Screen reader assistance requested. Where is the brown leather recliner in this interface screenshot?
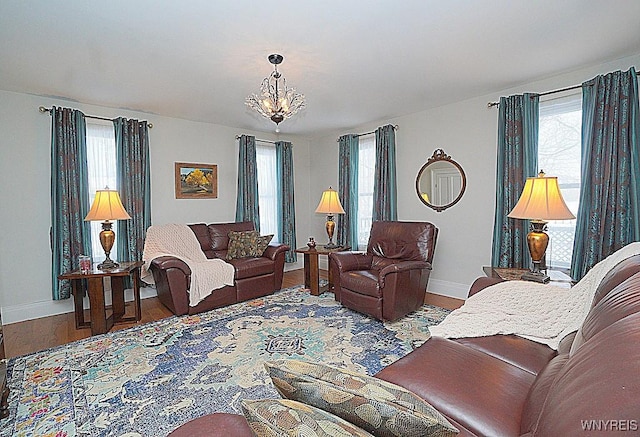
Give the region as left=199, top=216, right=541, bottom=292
left=329, top=221, right=438, bottom=322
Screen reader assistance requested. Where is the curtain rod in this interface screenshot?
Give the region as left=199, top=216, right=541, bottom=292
left=235, top=135, right=294, bottom=146
left=39, top=106, right=154, bottom=128
left=487, top=66, right=638, bottom=108
left=335, top=124, right=399, bottom=142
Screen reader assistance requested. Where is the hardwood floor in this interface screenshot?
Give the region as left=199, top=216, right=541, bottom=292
left=3, top=269, right=463, bottom=359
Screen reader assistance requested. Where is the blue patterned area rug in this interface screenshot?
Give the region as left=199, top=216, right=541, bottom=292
left=0, top=285, right=450, bottom=437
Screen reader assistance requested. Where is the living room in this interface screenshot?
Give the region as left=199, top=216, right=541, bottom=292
left=1, top=1, right=640, bottom=435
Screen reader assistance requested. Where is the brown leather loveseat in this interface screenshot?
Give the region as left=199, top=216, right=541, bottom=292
left=149, top=222, right=289, bottom=316
left=168, top=251, right=640, bottom=437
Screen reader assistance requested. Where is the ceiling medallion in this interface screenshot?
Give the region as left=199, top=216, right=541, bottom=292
left=246, top=54, right=305, bottom=131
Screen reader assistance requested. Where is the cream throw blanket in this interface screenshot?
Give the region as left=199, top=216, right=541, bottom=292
left=142, top=223, right=235, bottom=307
left=429, top=242, right=640, bottom=349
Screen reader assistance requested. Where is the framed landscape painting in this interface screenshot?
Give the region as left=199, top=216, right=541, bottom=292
left=175, top=162, right=218, bottom=199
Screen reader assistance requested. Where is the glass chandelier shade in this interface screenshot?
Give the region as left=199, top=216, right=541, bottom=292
left=246, top=54, right=305, bottom=127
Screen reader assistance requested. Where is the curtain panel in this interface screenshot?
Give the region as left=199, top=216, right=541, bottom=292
left=373, top=124, right=398, bottom=222
left=491, top=93, right=539, bottom=268
left=235, top=135, right=260, bottom=231
left=275, top=141, right=297, bottom=262
left=50, top=107, right=92, bottom=300
left=337, top=134, right=359, bottom=249
left=114, top=117, right=152, bottom=265
left=571, top=67, right=640, bottom=280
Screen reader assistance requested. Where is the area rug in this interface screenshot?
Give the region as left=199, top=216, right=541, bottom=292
left=0, top=285, right=450, bottom=437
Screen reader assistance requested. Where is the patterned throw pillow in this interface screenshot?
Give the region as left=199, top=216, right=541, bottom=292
left=264, top=360, right=459, bottom=437
left=241, top=398, right=373, bottom=437
left=256, top=234, right=274, bottom=256
left=227, top=230, right=260, bottom=259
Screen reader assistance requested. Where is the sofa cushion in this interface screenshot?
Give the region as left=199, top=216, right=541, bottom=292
left=532, top=312, right=640, bottom=436
left=367, top=221, right=438, bottom=263
left=375, top=336, right=535, bottom=437
left=455, top=334, right=556, bottom=375
left=187, top=223, right=214, bottom=257
left=241, top=398, right=373, bottom=437
left=590, top=253, right=640, bottom=307
left=167, top=413, right=254, bottom=437
left=208, top=222, right=255, bottom=258
left=265, top=359, right=458, bottom=437
left=570, top=270, right=640, bottom=355
left=228, top=256, right=275, bottom=280
left=341, top=271, right=380, bottom=297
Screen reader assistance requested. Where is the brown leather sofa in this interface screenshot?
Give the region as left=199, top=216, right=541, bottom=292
left=169, top=253, right=640, bottom=436
left=329, top=221, right=438, bottom=321
left=149, top=222, right=289, bottom=316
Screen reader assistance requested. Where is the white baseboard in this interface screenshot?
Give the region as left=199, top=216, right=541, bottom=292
left=2, top=286, right=158, bottom=325
left=426, top=278, right=469, bottom=300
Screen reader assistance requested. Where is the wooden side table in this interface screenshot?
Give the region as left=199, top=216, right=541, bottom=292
left=0, top=304, right=8, bottom=419
left=483, top=266, right=574, bottom=288
left=58, top=260, right=144, bottom=335
left=295, top=246, right=351, bottom=296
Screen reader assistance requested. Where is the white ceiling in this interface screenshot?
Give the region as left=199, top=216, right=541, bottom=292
left=2, top=0, right=640, bottom=136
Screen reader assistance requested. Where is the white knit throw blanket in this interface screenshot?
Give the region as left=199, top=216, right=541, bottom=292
left=429, top=242, right=640, bottom=349
left=142, top=223, right=235, bottom=307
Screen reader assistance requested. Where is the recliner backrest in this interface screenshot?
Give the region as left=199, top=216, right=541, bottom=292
left=366, top=221, right=438, bottom=264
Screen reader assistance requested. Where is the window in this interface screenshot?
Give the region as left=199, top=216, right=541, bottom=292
left=357, top=135, right=375, bottom=250
left=538, top=94, right=582, bottom=269
left=86, top=120, right=117, bottom=262
left=256, top=143, right=279, bottom=242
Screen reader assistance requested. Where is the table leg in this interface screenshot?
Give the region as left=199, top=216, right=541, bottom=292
left=303, top=253, right=311, bottom=289
left=133, top=267, right=142, bottom=322
left=71, top=279, right=86, bottom=329
left=111, top=277, right=125, bottom=320
left=308, top=252, right=320, bottom=296
left=87, top=277, right=108, bottom=335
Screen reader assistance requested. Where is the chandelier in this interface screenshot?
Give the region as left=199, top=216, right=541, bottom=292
left=246, top=54, right=305, bottom=129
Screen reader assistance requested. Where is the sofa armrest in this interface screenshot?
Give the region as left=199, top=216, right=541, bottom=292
left=378, top=260, right=431, bottom=288
left=329, top=252, right=373, bottom=272
left=468, top=277, right=504, bottom=298
left=263, top=243, right=290, bottom=261
left=149, top=256, right=192, bottom=316
left=150, top=256, right=191, bottom=275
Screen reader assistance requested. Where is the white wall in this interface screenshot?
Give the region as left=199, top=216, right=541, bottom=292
left=0, top=90, right=310, bottom=323
left=309, top=53, right=640, bottom=299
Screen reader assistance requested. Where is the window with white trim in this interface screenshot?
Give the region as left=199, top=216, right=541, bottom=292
left=538, top=94, right=582, bottom=269
left=256, top=143, right=280, bottom=243
left=357, top=135, right=375, bottom=250
left=85, top=120, right=117, bottom=262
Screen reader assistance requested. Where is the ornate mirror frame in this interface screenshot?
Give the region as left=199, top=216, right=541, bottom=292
left=415, top=148, right=467, bottom=212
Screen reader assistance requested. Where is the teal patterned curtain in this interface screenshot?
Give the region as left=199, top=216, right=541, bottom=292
left=491, top=93, right=539, bottom=268
left=337, top=134, right=359, bottom=249
left=236, top=135, right=260, bottom=231
left=50, top=107, right=92, bottom=300
left=373, top=124, right=398, bottom=221
left=275, top=141, right=297, bottom=262
left=571, top=67, right=640, bottom=280
left=114, top=117, right=152, bottom=265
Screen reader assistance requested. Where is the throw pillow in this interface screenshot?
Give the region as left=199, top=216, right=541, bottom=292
left=227, top=231, right=274, bottom=259
left=241, top=398, right=373, bottom=437
left=264, top=359, right=459, bottom=437
left=256, top=234, right=274, bottom=256
left=227, top=230, right=259, bottom=259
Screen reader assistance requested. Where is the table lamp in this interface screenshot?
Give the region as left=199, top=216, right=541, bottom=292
left=85, top=187, right=132, bottom=270
left=315, top=187, right=345, bottom=249
left=508, top=171, right=575, bottom=283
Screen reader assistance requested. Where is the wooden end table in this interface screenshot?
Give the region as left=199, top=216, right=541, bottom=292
left=58, top=260, right=144, bottom=335
left=483, top=266, right=573, bottom=289
left=295, top=246, right=351, bottom=296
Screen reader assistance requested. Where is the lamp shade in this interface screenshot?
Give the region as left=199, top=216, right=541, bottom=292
left=315, top=187, right=345, bottom=214
left=85, top=188, right=132, bottom=222
left=508, top=173, right=575, bottom=221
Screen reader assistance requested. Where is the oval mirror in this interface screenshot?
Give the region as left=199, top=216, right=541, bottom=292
left=416, top=149, right=466, bottom=212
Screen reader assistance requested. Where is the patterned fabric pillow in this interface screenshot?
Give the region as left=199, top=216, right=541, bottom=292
left=227, top=230, right=260, bottom=259
left=241, top=398, right=373, bottom=437
left=264, top=360, right=459, bottom=437
left=256, top=234, right=274, bottom=256
left=227, top=231, right=274, bottom=259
